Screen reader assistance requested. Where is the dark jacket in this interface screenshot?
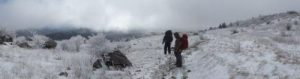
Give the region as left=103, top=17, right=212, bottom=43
left=175, top=37, right=182, bottom=52
left=174, top=32, right=182, bottom=52
left=163, top=30, right=173, bottom=44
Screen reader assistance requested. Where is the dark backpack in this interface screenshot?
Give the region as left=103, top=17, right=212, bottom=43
left=164, top=30, right=173, bottom=42
left=180, top=34, right=188, bottom=50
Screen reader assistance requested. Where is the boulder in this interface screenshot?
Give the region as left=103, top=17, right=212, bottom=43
left=93, top=50, right=132, bottom=70
left=93, top=59, right=102, bottom=70
left=59, top=72, right=68, bottom=77
left=43, top=39, right=57, bottom=49
left=287, top=11, right=299, bottom=15
left=105, top=50, right=132, bottom=68
left=0, top=39, right=3, bottom=44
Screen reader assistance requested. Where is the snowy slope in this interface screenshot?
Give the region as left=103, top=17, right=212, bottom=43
left=0, top=45, right=94, bottom=79
left=184, top=12, right=300, bottom=79
left=230, top=11, right=299, bottom=28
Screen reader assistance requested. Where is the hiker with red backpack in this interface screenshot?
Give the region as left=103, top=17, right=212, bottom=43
left=174, top=32, right=188, bottom=67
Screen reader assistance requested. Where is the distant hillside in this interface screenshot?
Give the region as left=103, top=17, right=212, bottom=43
left=230, top=11, right=299, bottom=27
left=16, top=27, right=145, bottom=41
left=103, top=30, right=144, bottom=42
left=16, top=27, right=97, bottom=40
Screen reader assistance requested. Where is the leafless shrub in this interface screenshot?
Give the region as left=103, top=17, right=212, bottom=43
left=199, top=34, right=205, bottom=40
left=272, top=36, right=299, bottom=45
left=68, top=55, right=94, bottom=79
left=287, top=11, right=299, bottom=15
left=193, top=32, right=199, bottom=35
left=234, top=42, right=241, bottom=53
left=286, top=24, right=292, bottom=31
left=279, top=31, right=291, bottom=37
left=231, top=29, right=239, bottom=35
left=294, top=21, right=298, bottom=25
left=274, top=49, right=300, bottom=65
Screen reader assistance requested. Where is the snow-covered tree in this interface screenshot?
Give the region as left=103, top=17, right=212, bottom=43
left=87, top=33, right=112, bottom=57
left=218, top=22, right=227, bottom=29
left=60, top=35, right=86, bottom=52
left=30, top=34, right=49, bottom=48
left=14, top=36, right=27, bottom=43
left=0, top=27, right=16, bottom=39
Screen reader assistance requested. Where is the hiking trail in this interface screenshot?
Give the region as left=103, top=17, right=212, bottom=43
left=162, top=37, right=210, bottom=79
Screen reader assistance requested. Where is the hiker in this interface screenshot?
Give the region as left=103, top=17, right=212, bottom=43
left=174, top=32, right=188, bottom=67
left=162, top=30, right=173, bottom=55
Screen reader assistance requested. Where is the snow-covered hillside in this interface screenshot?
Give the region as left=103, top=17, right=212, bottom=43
left=0, top=32, right=201, bottom=79
left=1, top=11, right=300, bottom=79
left=184, top=11, right=300, bottom=79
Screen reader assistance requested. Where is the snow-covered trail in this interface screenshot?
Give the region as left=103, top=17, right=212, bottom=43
left=124, top=34, right=202, bottom=79
left=163, top=37, right=210, bottom=79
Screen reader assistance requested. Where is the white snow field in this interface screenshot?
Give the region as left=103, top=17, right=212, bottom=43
left=184, top=12, right=300, bottom=79
left=1, top=12, right=300, bottom=79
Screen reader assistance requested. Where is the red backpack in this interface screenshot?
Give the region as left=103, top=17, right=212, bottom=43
left=180, top=34, right=189, bottom=50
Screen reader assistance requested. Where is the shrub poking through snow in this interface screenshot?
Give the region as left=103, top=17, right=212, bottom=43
left=286, top=23, right=292, bottom=31
left=193, top=32, right=199, bottom=35
left=43, top=39, right=57, bottom=49
left=17, top=42, right=31, bottom=48
left=232, top=29, right=239, bottom=34
left=287, top=11, right=299, bottom=15
left=0, top=31, right=13, bottom=44
left=0, top=35, right=13, bottom=44
left=294, top=21, right=298, bottom=25
left=266, top=21, right=271, bottom=24
left=0, top=37, right=3, bottom=44
left=59, top=72, right=68, bottom=77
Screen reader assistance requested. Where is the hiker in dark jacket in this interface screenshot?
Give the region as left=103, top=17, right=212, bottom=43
left=174, top=32, right=183, bottom=67
left=162, top=30, right=173, bottom=55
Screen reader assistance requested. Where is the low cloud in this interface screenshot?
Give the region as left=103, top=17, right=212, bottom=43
left=1, top=0, right=300, bottom=32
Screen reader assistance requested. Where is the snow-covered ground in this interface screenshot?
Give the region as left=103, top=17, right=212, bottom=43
left=184, top=12, right=300, bottom=79
left=123, top=34, right=201, bottom=79
left=1, top=12, right=300, bottom=79
left=0, top=44, right=94, bottom=79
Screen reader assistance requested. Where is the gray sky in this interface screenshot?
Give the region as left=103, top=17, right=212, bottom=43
left=0, top=0, right=300, bottom=32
